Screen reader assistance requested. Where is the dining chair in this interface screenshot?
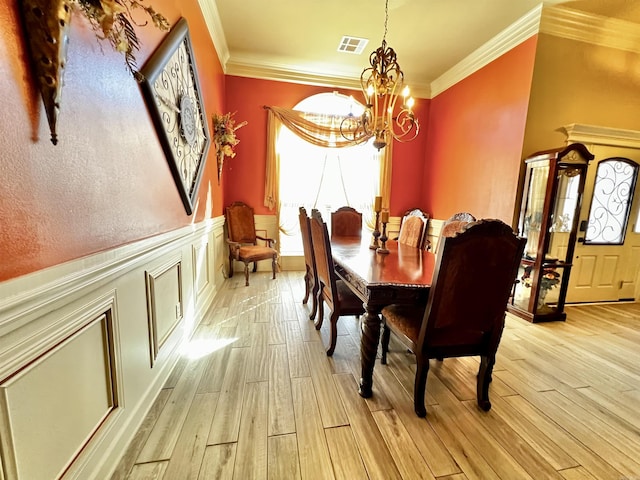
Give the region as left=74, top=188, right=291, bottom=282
left=434, top=211, right=477, bottom=252
left=309, top=209, right=365, bottom=355
left=225, top=201, right=278, bottom=286
left=298, top=207, right=318, bottom=320
left=330, top=206, right=362, bottom=238
left=397, top=208, right=430, bottom=249
left=380, top=219, right=525, bottom=417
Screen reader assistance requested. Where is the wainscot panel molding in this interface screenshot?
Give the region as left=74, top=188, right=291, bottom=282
left=0, top=216, right=225, bottom=480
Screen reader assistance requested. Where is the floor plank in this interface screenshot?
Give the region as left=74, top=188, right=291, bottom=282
left=113, top=272, right=640, bottom=480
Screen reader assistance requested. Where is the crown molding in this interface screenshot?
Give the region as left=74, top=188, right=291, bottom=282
left=560, top=124, right=640, bottom=149
left=200, top=1, right=639, bottom=100
left=541, top=6, right=640, bottom=54
left=226, top=55, right=432, bottom=98
left=197, top=0, right=230, bottom=70
left=430, top=4, right=542, bottom=97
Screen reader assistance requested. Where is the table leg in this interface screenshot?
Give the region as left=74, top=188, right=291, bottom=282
left=358, top=304, right=381, bottom=398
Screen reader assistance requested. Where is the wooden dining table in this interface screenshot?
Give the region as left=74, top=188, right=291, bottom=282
left=330, top=236, right=436, bottom=398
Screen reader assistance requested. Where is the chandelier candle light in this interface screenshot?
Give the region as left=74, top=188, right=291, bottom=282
left=340, top=0, right=419, bottom=150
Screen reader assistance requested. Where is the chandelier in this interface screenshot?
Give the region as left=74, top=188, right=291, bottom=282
left=340, top=0, right=419, bottom=150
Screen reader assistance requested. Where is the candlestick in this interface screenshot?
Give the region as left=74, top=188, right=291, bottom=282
left=377, top=217, right=389, bottom=254
left=370, top=210, right=381, bottom=249
left=380, top=210, right=389, bottom=224
left=374, top=196, right=382, bottom=212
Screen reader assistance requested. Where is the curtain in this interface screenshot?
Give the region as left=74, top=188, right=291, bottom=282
left=263, top=105, right=392, bottom=214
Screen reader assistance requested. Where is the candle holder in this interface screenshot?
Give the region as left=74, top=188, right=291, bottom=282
left=377, top=220, right=389, bottom=254
left=370, top=211, right=381, bottom=249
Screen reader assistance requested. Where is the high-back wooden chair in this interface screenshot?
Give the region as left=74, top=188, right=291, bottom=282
left=298, top=207, right=318, bottom=320
left=225, top=201, right=278, bottom=286
left=330, top=206, right=362, bottom=238
left=397, top=208, right=430, bottom=249
left=434, top=211, right=477, bottom=253
left=309, top=209, right=365, bottom=355
left=381, top=219, right=525, bottom=417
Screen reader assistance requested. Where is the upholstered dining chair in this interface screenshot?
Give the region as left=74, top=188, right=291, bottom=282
left=309, top=209, right=365, bottom=355
left=434, top=212, right=477, bottom=252
left=330, top=206, right=362, bottom=238
left=298, top=207, right=318, bottom=320
left=397, top=208, right=430, bottom=249
left=380, top=219, right=525, bottom=417
left=225, top=201, right=278, bottom=286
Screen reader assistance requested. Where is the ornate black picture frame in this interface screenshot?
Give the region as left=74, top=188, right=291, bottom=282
left=139, top=18, right=211, bottom=215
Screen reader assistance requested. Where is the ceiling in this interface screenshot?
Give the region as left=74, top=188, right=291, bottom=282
left=204, top=0, right=640, bottom=98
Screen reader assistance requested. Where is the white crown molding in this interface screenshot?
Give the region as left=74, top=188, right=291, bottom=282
left=560, top=124, right=640, bottom=149
left=201, top=2, right=639, bottom=100
left=197, top=0, right=230, bottom=71
left=430, top=5, right=542, bottom=97
left=541, top=6, right=640, bottom=54
left=226, top=55, right=433, bottom=99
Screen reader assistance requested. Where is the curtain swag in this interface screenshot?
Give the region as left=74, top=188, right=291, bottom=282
left=263, top=105, right=392, bottom=211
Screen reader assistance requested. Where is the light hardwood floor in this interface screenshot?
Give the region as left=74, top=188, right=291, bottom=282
left=111, top=271, right=640, bottom=480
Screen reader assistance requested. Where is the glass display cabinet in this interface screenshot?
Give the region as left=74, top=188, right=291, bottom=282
left=508, top=143, right=594, bottom=322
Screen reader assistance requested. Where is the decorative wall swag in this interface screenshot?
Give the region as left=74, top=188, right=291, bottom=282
left=19, top=0, right=169, bottom=145
left=212, top=112, right=247, bottom=185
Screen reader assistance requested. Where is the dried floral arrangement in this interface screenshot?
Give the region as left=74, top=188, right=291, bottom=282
left=212, top=112, right=247, bottom=183
left=74, top=0, right=170, bottom=79
left=212, top=112, right=248, bottom=158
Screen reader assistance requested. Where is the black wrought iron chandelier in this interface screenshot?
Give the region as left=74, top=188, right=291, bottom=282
left=340, top=0, right=419, bottom=150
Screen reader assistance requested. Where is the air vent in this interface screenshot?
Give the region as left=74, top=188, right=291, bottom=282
left=337, top=36, right=369, bottom=54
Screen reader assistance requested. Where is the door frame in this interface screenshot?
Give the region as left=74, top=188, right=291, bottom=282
left=561, top=123, right=640, bottom=302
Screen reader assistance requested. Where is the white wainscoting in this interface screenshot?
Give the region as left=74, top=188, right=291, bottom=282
left=0, top=217, right=226, bottom=480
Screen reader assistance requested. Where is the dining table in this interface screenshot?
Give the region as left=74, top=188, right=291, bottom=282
left=330, top=235, right=436, bottom=398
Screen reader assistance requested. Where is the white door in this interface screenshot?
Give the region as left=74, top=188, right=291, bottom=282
left=566, top=145, right=640, bottom=302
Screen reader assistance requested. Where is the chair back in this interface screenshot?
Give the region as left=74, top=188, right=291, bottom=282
left=299, top=207, right=315, bottom=272
left=331, top=206, right=362, bottom=237
left=398, top=208, right=429, bottom=249
left=418, top=219, right=525, bottom=357
left=226, top=201, right=258, bottom=244
left=310, top=209, right=339, bottom=308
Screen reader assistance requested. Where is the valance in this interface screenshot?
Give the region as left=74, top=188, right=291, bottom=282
left=263, top=105, right=392, bottom=211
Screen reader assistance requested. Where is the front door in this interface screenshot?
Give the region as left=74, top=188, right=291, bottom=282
left=566, top=144, right=640, bottom=302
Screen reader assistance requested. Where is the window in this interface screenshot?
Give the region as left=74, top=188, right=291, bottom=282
left=278, top=93, right=381, bottom=255
left=584, top=158, right=638, bottom=244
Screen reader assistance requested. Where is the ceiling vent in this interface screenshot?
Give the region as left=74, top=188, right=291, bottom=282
left=337, top=36, right=369, bottom=54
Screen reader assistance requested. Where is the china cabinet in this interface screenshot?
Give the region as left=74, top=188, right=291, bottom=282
left=508, top=143, right=594, bottom=322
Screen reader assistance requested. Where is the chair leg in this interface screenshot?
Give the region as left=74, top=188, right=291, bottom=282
left=314, top=289, right=324, bottom=329
left=477, top=355, right=494, bottom=411
left=271, top=254, right=277, bottom=280
left=244, top=262, right=250, bottom=286
left=302, top=267, right=311, bottom=305
left=414, top=355, right=429, bottom=417
left=253, top=261, right=258, bottom=272
left=380, top=324, right=390, bottom=365
left=326, top=311, right=339, bottom=356
left=309, top=283, right=318, bottom=321
left=228, top=252, right=234, bottom=278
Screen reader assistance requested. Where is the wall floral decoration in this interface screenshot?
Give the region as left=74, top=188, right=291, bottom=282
left=19, top=0, right=169, bottom=145
left=212, top=112, right=247, bottom=184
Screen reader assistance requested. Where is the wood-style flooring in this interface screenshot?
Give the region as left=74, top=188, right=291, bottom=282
left=111, top=271, right=640, bottom=480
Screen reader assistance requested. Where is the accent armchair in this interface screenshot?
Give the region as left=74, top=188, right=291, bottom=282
left=225, top=201, right=278, bottom=286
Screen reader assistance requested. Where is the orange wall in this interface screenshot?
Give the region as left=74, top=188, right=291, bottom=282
left=0, top=0, right=224, bottom=282
left=423, top=36, right=538, bottom=222
left=224, top=76, right=430, bottom=216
